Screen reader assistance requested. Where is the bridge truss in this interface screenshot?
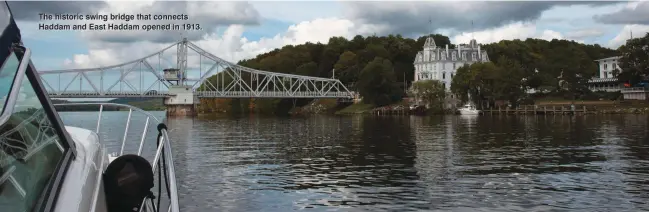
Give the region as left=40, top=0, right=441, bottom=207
left=38, top=39, right=354, bottom=99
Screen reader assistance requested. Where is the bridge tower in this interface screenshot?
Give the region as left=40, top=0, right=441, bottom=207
left=164, top=38, right=195, bottom=116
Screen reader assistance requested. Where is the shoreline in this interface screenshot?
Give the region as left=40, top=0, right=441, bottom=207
left=194, top=99, right=649, bottom=116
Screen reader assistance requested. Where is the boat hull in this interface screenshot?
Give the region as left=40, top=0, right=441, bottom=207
left=458, top=109, right=480, bottom=115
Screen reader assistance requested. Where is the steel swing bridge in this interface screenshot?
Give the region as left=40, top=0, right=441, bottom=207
left=38, top=39, right=354, bottom=99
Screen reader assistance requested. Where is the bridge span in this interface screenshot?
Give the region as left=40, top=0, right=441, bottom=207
left=38, top=38, right=355, bottom=115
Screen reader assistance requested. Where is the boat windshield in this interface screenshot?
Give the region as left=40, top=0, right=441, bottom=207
left=0, top=2, right=12, bottom=114
left=0, top=51, right=67, bottom=212
left=0, top=51, right=17, bottom=114
left=0, top=3, right=70, bottom=211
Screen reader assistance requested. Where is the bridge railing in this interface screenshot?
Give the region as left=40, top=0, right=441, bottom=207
left=47, top=91, right=354, bottom=98
left=196, top=91, right=354, bottom=98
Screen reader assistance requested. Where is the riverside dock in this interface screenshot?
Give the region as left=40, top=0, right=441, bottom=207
left=482, top=105, right=587, bottom=115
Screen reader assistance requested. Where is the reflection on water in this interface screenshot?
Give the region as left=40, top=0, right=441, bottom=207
left=59, top=112, right=649, bottom=212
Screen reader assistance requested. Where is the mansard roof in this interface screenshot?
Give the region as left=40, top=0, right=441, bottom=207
left=423, top=36, right=436, bottom=48
left=468, top=39, right=478, bottom=48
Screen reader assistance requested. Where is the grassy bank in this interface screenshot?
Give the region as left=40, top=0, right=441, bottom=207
left=289, top=99, right=340, bottom=115
left=335, top=103, right=375, bottom=114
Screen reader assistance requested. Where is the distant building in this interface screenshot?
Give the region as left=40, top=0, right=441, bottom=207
left=412, top=37, right=489, bottom=108
left=587, top=56, right=622, bottom=92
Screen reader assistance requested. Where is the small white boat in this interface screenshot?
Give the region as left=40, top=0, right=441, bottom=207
left=0, top=2, right=179, bottom=212
left=458, top=104, right=480, bottom=115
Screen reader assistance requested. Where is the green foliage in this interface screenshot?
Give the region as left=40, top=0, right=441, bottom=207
left=410, top=80, right=445, bottom=109
left=451, top=38, right=618, bottom=107
left=333, top=51, right=359, bottom=84
left=200, top=34, right=618, bottom=114
left=357, top=57, right=402, bottom=106
left=617, top=32, right=649, bottom=85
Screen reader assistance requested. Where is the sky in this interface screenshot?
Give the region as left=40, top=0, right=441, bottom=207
left=5, top=0, right=649, bottom=95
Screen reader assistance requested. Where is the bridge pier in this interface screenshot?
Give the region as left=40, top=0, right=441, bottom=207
left=165, top=85, right=196, bottom=116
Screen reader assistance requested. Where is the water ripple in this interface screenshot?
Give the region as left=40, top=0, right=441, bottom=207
left=59, top=113, right=649, bottom=212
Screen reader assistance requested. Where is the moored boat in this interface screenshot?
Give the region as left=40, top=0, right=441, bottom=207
left=458, top=104, right=480, bottom=115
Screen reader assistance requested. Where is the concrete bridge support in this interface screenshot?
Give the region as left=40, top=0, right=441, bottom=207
left=165, top=85, right=196, bottom=116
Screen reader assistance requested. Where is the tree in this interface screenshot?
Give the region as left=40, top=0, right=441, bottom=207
left=333, top=51, right=359, bottom=84
left=451, top=64, right=473, bottom=103
left=199, top=32, right=619, bottom=115
left=493, top=57, right=526, bottom=106
left=295, top=62, right=318, bottom=77
left=409, top=80, right=446, bottom=109
left=617, top=32, right=649, bottom=85
left=357, top=57, right=401, bottom=106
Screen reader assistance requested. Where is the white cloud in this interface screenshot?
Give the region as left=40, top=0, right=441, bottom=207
left=62, top=17, right=380, bottom=69
left=48, top=1, right=261, bottom=44
left=608, top=24, right=649, bottom=48
left=452, top=22, right=565, bottom=45
left=565, top=28, right=605, bottom=40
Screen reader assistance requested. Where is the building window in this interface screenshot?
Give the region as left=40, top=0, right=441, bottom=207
left=441, top=54, right=446, bottom=60
left=604, top=64, right=608, bottom=70
left=604, top=72, right=608, bottom=78
left=442, top=63, right=446, bottom=70
left=462, top=52, right=466, bottom=60
left=613, top=63, right=617, bottom=69
left=472, top=52, right=476, bottom=60
left=443, top=72, right=446, bottom=79
left=451, top=73, right=454, bottom=78
left=452, top=52, right=457, bottom=60
left=453, top=63, right=456, bottom=69
left=432, top=53, right=436, bottom=60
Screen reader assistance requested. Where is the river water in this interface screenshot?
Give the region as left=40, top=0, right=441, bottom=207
left=59, top=112, right=649, bottom=212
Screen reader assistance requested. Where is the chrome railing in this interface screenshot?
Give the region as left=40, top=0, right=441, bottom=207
left=52, top=102, right=180, bottom=212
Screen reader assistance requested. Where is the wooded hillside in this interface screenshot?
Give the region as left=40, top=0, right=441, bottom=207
left=200, top=33, right=620, bottom=114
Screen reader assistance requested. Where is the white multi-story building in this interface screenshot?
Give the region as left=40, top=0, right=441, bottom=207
left=412, top=36, right=489, bottom=108
left=596, top=56, right=621, bottom=79
left=588, top=56, right=649, bottom=100
left=413, top=37, right=489, bottom=90
left=587, top=56, right=623, bottom=92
